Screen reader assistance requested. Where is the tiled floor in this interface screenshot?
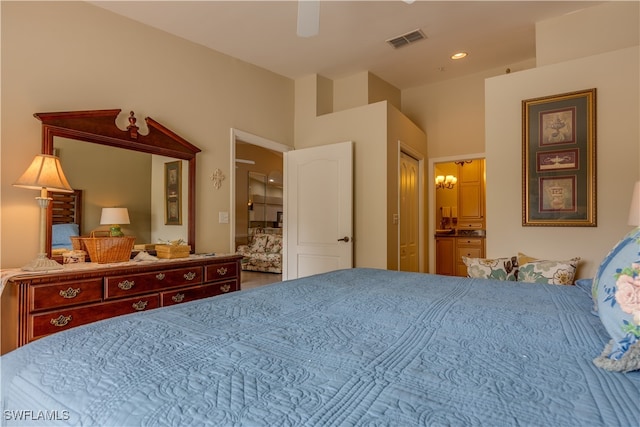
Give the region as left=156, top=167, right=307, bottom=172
left=240, top=271, right=282, bottom=290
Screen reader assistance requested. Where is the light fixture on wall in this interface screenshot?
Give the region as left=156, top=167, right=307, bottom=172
left=454, top=160, right=473, bottom=167
left=435, top=175, right=457, bottom=189
left=13, top=154, right=73, bottom=271
left=100, top=207, right=130, bottom=237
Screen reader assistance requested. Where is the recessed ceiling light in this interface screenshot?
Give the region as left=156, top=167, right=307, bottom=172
left=450, top=52, right=468, bottom=60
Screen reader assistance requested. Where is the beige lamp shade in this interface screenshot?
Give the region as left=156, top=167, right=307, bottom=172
left=100, top=208, right=130, bottom=225
left=13, top=154, right=73, bottom=192
left=628, top=181, right=640, bottom=226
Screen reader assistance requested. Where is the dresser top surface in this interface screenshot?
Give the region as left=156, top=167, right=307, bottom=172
left=3, top=254, right=242, bottom=285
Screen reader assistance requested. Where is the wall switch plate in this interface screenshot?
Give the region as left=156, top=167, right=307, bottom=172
left=219, top=211, right=229, bottom=224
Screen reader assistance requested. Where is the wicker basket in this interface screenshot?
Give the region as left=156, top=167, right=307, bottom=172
left=156, top=244, right=191, bottom=259
left=73, top=231, right=135, bottom=263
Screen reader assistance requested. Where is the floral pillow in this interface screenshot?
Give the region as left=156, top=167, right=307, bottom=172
left=517, top=255, right=580, bottom=285
left=265, top=234, right=283, bottom=254
left=592, top=228, right=640, bottom=372
left=462, top=256, right=518, bottom=281
left=250, top=234, right=269, bottom=253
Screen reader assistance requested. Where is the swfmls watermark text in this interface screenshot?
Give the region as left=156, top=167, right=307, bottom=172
left=4, top=410, right=70, bottom=422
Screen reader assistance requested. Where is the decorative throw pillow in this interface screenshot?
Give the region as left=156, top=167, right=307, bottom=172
left=462, top=256, right=518, bottom=281
left=592, top=228, right=640, bottom=372
left=517, top=256, right=580, bottom=285
left=250, top=234, right=269, bottom=253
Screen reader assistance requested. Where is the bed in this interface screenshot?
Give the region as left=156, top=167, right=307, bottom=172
left=1, top=267, right=639, bottom=426
left=49, top=189, right=83, bottom=254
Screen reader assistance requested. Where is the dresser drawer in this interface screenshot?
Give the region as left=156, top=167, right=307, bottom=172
left=30, top=279, right=103, bottom=311
left=205, top=262, right=238, bottom=282
left=161, top=279, right=236, bottom=307
left=30, top=295, right=160, bottom=341
left=105, top=267, right=203, bottom=299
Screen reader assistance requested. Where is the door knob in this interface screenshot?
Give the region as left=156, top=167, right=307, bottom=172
left=338, top=236, right=350, bottom=242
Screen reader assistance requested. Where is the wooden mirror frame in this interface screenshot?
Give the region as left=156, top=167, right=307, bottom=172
left=37, top=109, right=201, bottom=258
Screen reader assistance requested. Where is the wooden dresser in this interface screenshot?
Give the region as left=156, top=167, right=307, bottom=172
left=2, top=255, right=242, bottom=353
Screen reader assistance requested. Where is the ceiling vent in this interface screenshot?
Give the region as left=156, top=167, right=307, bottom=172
left=386, top=29, right=426, bottom=49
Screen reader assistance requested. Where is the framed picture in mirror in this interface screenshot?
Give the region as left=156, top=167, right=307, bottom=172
left=165, top=161, right=182, bottom=225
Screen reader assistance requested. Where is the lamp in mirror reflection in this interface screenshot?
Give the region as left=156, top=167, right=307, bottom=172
left=13, top=154, right=73, bottom=271
left=100, top=207, right=130, bottom=237
left=435, top=175, right=457, bottom=189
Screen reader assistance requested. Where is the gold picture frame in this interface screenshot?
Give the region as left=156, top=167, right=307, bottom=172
left=165, top=160, right=182, bottom=225
left=522, top=88, right=596, bottom=226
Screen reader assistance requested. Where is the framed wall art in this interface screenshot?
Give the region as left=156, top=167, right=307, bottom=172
left=522, top=88, right=596, bottom=226
left=165, top=160, right=182, bottom=225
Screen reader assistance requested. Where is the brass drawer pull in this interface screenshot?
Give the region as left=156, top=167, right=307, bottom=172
left=217, top=267, right=228, bottom=276
left=118, top=280, right=135, bottom=290
left=59, top=287, right=81, bottom=299
left=50, top=314, right=72, bottom=327
left=156, top=273, right=166, bottom=280
left=220, top=284, right=231, bottom=293
left=172, top=293, right=185, bottom=303
left=132, top=301, right=148, bottom=311
left=184, top=272, right=196, bottom=281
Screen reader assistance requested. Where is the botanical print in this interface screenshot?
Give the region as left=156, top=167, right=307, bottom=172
left=539, top=176, right=576, bottom=212
left=537, top=149, right=579, bottom=172
left=539, top=107, right=576, bottom=145
left=522, top=88, right=595, bottom=226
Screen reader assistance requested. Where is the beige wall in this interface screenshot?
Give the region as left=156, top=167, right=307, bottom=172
left=536, top=2, right=639, bottom=67
left=1, top=1, right=294, bottom=269
left=295, top=75, right=427, bottom=270
left=295, top=75, right=390, bottom=268
left=55, top=138, right=153, bottom=242
left=486, top=46, right=639, bottom=279
left=386, top=104, right=428, bottom=271
left=401, top=58, right=536, bottom=159
left=403, top=1, right=639, bottom=277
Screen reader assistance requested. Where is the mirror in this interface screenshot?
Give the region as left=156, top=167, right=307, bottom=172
left=247, top=171, right=283, bottom=238
left=38, top=109, right=201, bottom=258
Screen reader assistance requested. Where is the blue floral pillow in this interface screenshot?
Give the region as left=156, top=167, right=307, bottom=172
left=593, top=228, right=640, bottom=372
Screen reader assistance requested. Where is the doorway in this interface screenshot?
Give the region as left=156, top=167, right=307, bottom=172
left=428, top=153, right=486, bottom=273
left=229, top=128, right=292, bottom=259
left=399, top=151, right=420, bottom=272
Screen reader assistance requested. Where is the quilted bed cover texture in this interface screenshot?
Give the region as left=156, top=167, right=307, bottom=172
left=2, top=268, right=639, bottom=426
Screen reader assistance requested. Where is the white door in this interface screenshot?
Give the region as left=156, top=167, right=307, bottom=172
left=284, top=141, right=353, bottom=279
left=400, top=152, right=420, bottom=272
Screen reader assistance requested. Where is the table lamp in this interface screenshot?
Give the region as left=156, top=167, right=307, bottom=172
left=13, top=154, right=73, bottom=271
left=100, top=207, right=130, bottom=237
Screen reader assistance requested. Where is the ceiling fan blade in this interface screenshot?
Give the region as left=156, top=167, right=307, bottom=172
left=297, top=0, right=319, bottom=37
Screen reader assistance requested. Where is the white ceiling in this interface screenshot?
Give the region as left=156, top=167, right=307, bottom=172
left=90, top=1, right=603, bottom=90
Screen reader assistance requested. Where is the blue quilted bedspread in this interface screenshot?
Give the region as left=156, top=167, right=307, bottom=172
left=2, top=268, right=639, bottom=426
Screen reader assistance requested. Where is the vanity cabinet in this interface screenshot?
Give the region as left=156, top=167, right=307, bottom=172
left=435, top=235, right=485, bottom=277
left=435, top=237, right=456, bottom=276
left=5, top=255, right=242, bottom=351
left=455, top=236, right=485, bottom=277
left=457, top=160, right=485, bottom=230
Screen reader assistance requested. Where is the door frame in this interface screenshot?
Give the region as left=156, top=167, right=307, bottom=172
left=229, top=128, right=293, bottom=256
left=428, top=152, right=485, bottom=273
left=398, top=141, right=425, bottom=272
